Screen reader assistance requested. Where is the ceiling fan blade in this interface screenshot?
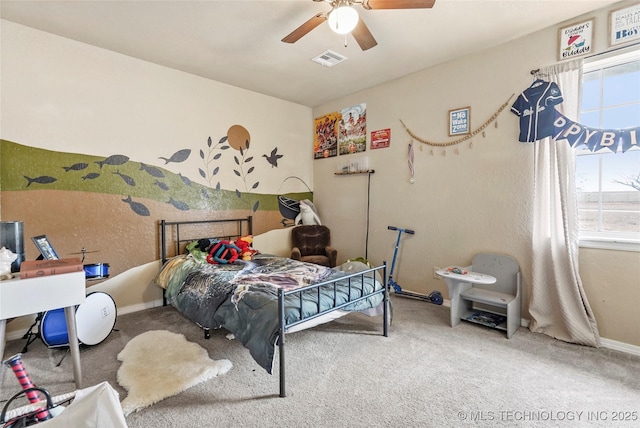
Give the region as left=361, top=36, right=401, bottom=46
left=351, top=18, right=377, bottom=51
left=362, top=0, right=436, bottom=10
left=282, top=13, right=326, bottom=44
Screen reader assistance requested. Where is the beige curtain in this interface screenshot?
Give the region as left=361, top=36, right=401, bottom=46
left=528, top=58, right=600, bottom=347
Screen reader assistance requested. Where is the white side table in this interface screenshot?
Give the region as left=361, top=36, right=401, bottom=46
left=0, top=271, right=86, bottom=388
left=436, top=267, right=496, bottom=328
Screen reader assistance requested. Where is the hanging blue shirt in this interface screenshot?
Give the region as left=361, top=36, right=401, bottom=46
left=511, top=80, right=563, bottom=142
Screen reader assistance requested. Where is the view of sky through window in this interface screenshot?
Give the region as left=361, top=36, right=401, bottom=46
left=576, top=48, right=639, bottom=238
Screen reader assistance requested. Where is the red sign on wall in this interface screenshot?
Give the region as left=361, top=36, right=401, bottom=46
left=370, top=128, right=390, bottom=149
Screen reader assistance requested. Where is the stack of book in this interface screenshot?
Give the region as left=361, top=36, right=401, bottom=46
left=20, top=258, right=83, bottom=279
left=465, top=311, right=507, bottom=328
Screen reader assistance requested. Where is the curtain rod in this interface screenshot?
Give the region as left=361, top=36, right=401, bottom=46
left=529, top=43, right=640, bottom=75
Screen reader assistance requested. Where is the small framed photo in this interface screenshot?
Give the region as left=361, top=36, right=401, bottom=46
left=558, top=18, right=594, bottom=61
left=31, top=235, right=60, bottom=260
left=449, top=107, right=470, bottom=136
left=609, top=4, right=640, bottom=47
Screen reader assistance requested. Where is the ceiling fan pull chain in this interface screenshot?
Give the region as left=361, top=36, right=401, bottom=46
left=344, top=34, right=348, bottom=47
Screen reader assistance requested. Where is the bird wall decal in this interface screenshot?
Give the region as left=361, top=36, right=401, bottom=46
left=263, top=147, right=284, bottom=168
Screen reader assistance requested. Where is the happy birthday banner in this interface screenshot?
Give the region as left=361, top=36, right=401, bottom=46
left=553, top=110, right=639, bottom=153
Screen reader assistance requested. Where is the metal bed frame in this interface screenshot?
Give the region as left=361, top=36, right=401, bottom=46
left=159, top=216, right=389, bottom=397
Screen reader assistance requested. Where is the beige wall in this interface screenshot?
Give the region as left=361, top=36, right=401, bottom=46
left=580, top=248, right=640, bottom=347
left=312, top=2, right=640, bottom=348
left=0, top=21, right=313, bottom=193
left=0, top=20, right=313, bottom=338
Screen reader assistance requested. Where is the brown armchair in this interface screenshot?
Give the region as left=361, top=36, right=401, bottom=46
left=290, top=225, right=337, bottom=268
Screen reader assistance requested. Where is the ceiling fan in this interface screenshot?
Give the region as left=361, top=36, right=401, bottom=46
left=282, top=0, right=436, bottom=51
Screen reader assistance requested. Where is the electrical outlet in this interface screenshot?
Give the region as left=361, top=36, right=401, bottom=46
left=433, top=267, right=441, bottom=280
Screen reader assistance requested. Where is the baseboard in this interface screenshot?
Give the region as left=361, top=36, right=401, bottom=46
left=116, top=299, right=164, bottom=316
left=441, top=298, right=640, bottom=356
left=600, top=338, right=640, bottom=357
left=5, top=329, right=30, bottom=342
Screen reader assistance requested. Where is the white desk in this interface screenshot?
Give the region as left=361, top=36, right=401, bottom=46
left=436, top=267, right=496, bottom=328
left=0, top=271, right=86, bottom=389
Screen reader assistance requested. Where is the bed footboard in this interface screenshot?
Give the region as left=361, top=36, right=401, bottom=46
left=277, top=263, right=388, bottom=397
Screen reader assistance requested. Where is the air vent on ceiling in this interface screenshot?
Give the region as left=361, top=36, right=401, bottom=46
left=311, top=50, right=347, bottom=68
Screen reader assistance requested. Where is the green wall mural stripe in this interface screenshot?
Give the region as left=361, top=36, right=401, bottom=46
left=0, top=140, right=311, bottom=213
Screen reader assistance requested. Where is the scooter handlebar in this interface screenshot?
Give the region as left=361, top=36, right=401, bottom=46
left=388, top=226, right=415, bottom=234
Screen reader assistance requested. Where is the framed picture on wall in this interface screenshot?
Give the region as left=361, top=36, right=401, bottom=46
left=313, top=112, right=340, bottom=159
left=609, top=4, right=640, bottom=47
left=370, top=128, right=390, bottom=149
left=558, top=18, right=594, bottom=61
left=338, top=103, right=367, bottom=155
left=449, top=107, right=470, bottom=136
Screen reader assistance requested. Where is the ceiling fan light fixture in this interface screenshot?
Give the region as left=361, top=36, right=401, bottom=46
left=327, top=4, right=359, bottom=35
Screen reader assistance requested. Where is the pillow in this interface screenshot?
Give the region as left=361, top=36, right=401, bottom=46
left=337, top=260, right=383, bottom=284
left=185, top=239, right=214, bottom=263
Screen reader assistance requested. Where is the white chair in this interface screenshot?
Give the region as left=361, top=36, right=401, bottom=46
left=452, top=253, right=521, bottom=338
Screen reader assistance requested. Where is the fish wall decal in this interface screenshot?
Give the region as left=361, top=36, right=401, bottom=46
left=139, top=163, right=165, bottom=178
left=24, top=175, right=57, bottom=187
left=63, top=163, right=89, bottom=172
left=159, top=149, right=191, bottom=164
left=95, top=154, right=129, bottom=168
left=178, top=173, right=192, bottom=186
left=168, top=197, right=189, bottom=211
left=113, top=170, right=136, bottom=186
left=154, top=180, right=169, bottom=191
left=121, top=195, right=150, bottom=216
left=82, top=173, right=101, bottom=180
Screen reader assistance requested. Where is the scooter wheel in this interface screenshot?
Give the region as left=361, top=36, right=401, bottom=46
left=428, top=291, right=444, bottom=305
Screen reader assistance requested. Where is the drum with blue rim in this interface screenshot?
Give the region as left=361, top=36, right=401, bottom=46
left=41, top=292, right=117, bottom=348
left=83, top=263, right=110, bottom=280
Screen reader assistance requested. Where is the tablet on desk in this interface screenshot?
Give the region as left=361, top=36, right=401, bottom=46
left=31, top=235, right=59, bottom=260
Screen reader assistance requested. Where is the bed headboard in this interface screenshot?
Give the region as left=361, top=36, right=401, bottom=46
left=159, top=216, right=253, bottom=263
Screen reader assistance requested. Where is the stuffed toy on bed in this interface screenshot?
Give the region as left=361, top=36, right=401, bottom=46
left=207, top=240, right=242, bottom=264
left=234, top=235, right=259, bottom=261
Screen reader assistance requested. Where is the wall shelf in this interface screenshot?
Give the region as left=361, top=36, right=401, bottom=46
left=334, top=169, right=375, bottom=176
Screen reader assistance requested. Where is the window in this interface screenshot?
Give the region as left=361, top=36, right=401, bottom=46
left=576, top=47, right=640, bottom=250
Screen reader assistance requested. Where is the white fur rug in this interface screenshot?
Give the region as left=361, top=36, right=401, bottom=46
left=116, top=330, right=232, bottom=416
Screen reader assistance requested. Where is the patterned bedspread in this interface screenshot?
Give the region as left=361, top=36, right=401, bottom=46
left=156, top=254, right=384, bottom=373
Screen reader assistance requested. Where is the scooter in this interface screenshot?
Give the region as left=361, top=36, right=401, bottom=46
left=387, top=226, right=443, bottom=305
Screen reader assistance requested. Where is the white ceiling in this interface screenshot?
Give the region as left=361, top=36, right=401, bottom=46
left=0, top=0, right=618, bottom=107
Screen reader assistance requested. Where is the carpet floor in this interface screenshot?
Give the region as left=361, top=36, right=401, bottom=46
left=1, top=296, right=639, bottom=427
